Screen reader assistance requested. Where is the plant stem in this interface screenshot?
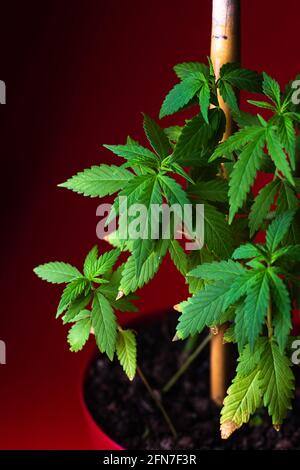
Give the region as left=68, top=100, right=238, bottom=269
left=136, top=366, right=177, bottom=439
left=162, top=334, right=212, bottom=393
left=182, top=334, right=199, bottom=357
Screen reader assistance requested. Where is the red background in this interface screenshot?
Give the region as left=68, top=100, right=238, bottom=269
left=0, top=0, right=299, bottom=449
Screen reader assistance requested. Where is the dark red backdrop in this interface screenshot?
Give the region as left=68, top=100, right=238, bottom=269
left=0, top=0, right=299, bottom=449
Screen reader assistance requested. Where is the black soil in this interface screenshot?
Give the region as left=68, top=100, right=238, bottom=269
left=84, top=314, right=300, bottom=450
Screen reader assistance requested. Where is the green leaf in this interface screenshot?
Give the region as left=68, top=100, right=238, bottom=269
left=260, top=154, right=276, bottom=173
left=91, top=249, right=120, bottom=278
left=218, top=305, right=236, bottom=325
left=69, top=309, right=92, bottom=323
left=166, top=162, right=195, bottom=184
left=224, top=269, right=263, bottom=308
left=207, top=56, right=215, bottom=78
left=236, top=340, right=267, bottom=377
left=256, top=114, right=268, bottom=127
left=119, top=240, right=169, bottom=295
left=223, top=325, right=236, bottom=344
left=188, top=179, right=228, bottom=202
left=122, top=157, right=157, bottom=172
left=231, top=216, right=252, bottom=247
left=198, top=77, right=210, bottom=123
left=186, top=249, right=214, bottom=295
left=56, top=278, right=89, bottom=318
left=249, top=180, right=281, bottom=236
left=228, top=130, right=266, bottom=223
left=203, top=204, right=234, bottom=258
left=169, top=240, right=188, bottom=276
left=276, top=184, right=299, bottom=245
left=260, top=341, right=294, bottom=425
left=176, top=279, right=233, bottom=339
left=164, top=126, right=183, bottom=143
left=266, top=210, right=296, bottom=252
left=278, top=116, right=296, bottom=170
left=188, top=259, right=245, bottom=281
left=34, top=262, right=82, bottom=284
left=220, top=64, right=262, bottom=92
left=220, top=367, right=263, bottom=438
left=272, top=245, right=300, bottom=263
left=119, top=252, right=161, bottom=295
left=246, top=259, right=266, bottom=270
left=160, top=74, right=202, bottom=118
left=67, top=316, right=91, bottom=352
left=132, top=240, right=152, bottom=277
left=106, top=174, right=153, bottom=225
left=123, top=143, right=151, bottom=175
left=83, top=246, right=98, bottom=278
left=173, top=62, right=208, bottom=80
left=218, top=80, right=239, bottom=114
left=266, top=129, right=294, bottom=186
left=209, top=125, right=265, bottom=162
left=220, top=339, right=268, bottom=438
left=244, top=270, right=270, bottom=350
left=58, top=164, right=133, bottom=198
left=293, top=177, right=300, bottom=192
left=262, top=72, right=281, bottom=107
left=233, top=111, right=261, bottom=128
left=116, top=329, right=137, bottom=380
left=247, top=100, right=276, bottom=110
left=174, top=109, right=225, bottom=165
left=234, top=303, right=248, bottom=352
left=131, top=176, right=162, bottom=273
left=277, top=181, right=299, bottom=213
left=268, top=268, right=292, bottom=352
left=232, top=243, right=261, bottom=260
left=172, top=114, right=208, bottom=163
left=92, top=278, right=110, bottom=285
left=126, top=136, right=138, bottom=146
left=158, top=174, right=190, bottom=211
left=62, top=293, right=92, bottom=324
left=143, top=114, right=172, bottom=159
left=103, top=143, right=158, bottom=164
left=100, top=266, right=138, bottom=313
left=92, top=291, right=117, bottom=360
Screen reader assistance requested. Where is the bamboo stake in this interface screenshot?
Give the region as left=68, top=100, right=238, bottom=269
left=210, top=0, right=240, bottom=138
left=210, top=0, right=240, bottom=406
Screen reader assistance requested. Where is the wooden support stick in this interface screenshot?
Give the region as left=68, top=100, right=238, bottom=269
left=210, top=0, right=240, bottom=407
left=210, top=0, right=240, bottom=139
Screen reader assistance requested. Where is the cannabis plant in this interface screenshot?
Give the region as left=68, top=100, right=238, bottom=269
left=34, top=59, right=300, bottom=438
